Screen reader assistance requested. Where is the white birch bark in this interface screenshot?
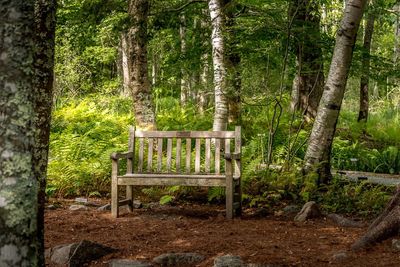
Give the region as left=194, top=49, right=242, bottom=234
left=209, top=0, right=228, bottom=131
left=180, top=14, right=190, bottom=105
left=121, top=33, right=131, bottom=97
left=304, top=0, right=368, bottom=183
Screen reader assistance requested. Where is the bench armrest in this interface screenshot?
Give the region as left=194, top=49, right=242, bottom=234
left=110, top=152, right=134, bottom=160
left=224, top=152, right=241, bottom=161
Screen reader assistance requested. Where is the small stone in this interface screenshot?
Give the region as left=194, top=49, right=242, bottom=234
left=109, top=259, right=152, bottom=267
left=392, top=239, right=400, bottom=251
left=330, top=251, right=349, bottom=263
left=214, top=255, right=245, bottom=267
left=47, top=205, right=57, bottom=210
left=75, top=197, right=88, bottom=204
left=69, top=205, right=88, bottom=211
left=327, top=214, right=364, bottom=228
left=282, top=205, right=300, bottom=214
left=294, top=201, right=321, bottom=222
left=133, top=200, right=143, bottom=209
left=153, top=253, right=205, bottom=266
left=97, top=204, right=111, bottom=211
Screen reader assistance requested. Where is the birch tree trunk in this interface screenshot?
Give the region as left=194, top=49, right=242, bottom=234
left=127, top=0, right=156, bottom=130
left=180, top=14, right=190, bottom=105
left=0, top=1, right=40, bottom=265
left=290, top=0, right=325, bottom=122
left=395, top=4, right=400, bottom=65
left=33, top=0, right=56, bottom=265
left=358, top=9, right=375, bottom=122
left=303, top=0, right=368, bottom=184
left=198, top=9, right=211, bottom=114
left=209, top=0, right=228, bottom=131
left=120, top=33, right=131, bottom=97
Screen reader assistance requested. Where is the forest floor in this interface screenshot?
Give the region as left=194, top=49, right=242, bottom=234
left=45, top=200, right=400, bottom=267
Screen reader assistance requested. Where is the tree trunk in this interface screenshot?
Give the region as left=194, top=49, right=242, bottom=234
left=303, top=0, right=368, bottom=184
left=358, top=10, right=375, bottom=122
left=209, top=0, right=228, bottom=131
left=225, top=1, right=242, bottom=125
left=290, top=0, right=325, bottom=122
left=33, top=0, right=56, bottom=265
left=120, top=33, right=131, bottom=97
left=198, top=9, right=211, bottom=114
left=394, top=4, right=400, bottom=65
left=0, top=1, right=39, bottom=265
left=127, top=0, right=156, bottom=130
left=180, top=14, right=190, bottom=105
left=352, top=186, right=400, bottom=251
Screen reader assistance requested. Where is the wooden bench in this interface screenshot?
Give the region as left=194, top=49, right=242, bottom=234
left=110, top=126, right=242, bottom=219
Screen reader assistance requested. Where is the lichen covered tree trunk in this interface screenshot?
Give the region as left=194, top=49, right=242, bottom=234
left=358, top=9, right=375, bottom=122
left=0, top=1, right=40, bottom=266
left=120, top=33, right=131, bottom=97
left=33, top=0, right=57, bottom=265
left=209, top=0, right=228, bottom=131
left=290, top=0, right=325, bottom=122
left=303, top=0, right=367, bottom=184
left=127, top=0, right=156, bottom=130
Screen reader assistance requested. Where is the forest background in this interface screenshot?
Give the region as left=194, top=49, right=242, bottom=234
left=50, top=0, right=400, bottom=217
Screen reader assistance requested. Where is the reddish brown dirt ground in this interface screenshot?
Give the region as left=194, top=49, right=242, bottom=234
left=45, top=201, right=400, bottom=267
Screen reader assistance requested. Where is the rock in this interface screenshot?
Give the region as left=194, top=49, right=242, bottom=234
left=85, top=201, right=101, bottom=207
left=327, top=214, right=364, bottom=228
left=282, top=205, right=300, bottom=214
left=109, top=259, right=152, bottom=267
left=98, top=203, right=111, bottom=211
left=47, top=204, right=57, bottom=210
left=69, top=205, right=88, bottom=211
left=75, top=197, right=88, bottom=204
left=294, top=201, right=321, bottom=222
left=133, top=200, right=143, bottom=209
left=49, top=240, right=116, bottom=267
left=330, top=251, right=349, bottom=263
left=392, top=239, right=400, bottom=251
left=214, top=255, right=245, bottom=267
left=153, top=253, right=205, bottom=266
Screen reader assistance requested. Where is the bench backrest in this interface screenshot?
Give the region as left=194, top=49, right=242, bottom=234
left=126, top=126, right=241, bottom=177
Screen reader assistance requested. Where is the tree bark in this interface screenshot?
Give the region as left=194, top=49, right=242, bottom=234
left=33, top=0, right=57, bottom=265
left=290, top=0, right=325, bottom=122
left=209, top=0, right=228, bottom=131
left=120, top=33, right=131, bottom=97
left=358, top=10, right=374, bottom=122
left=127, top=0, right=156, bottom=130
left=225, top=0, right=242, bottom=125
left=352, top=186, right=400, bottom=251
left=303, top=0, right=368, bottom=184
left=0, top=1, right=39, bottom=266
left=180, top=14, right=190, bottom=105
left=394, top=4, right=400, bottom=65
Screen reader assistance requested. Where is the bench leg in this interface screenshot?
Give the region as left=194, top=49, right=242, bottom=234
left=234, top=180, right=242, bottom=216
left=126, top=185, right=134, bottom=212
left=226, top=177, right=233, bottom=219
left=111, top=160, right=119, bottom=218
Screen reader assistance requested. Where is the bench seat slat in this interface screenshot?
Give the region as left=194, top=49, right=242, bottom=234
left=118, top=175, right=226, bottom=187
left=135, top=131, right=235, bottom=139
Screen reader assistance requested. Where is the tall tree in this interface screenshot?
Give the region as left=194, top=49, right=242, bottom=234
left=358, top=3, right=375, bottom=122
left=127, top=0, right=156, bottom=130
left=209, top=0, right=229, bottom=131
left=290, top=0, right=325, bottom=122
left=33, top=0, right=57, bottom=265
left=303, top=0, right=368, bottom=184
left=0, top=1, right=39, bottom=265
left=180, top=13, right=190, bottom=105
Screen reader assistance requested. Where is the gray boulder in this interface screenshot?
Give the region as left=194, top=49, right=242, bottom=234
left=69, top=204, right=88, bottom=211
left=327, top=214, right=364, bottom=228
left=153, top=252, right=205, bottom=266
left=294, top=201, right=321, bottom=222
left=109, top=259, right=152, bottom=267
left=98, top=203, right=111, bottom=211
left=48, top=240, right=116, bottom=267
left=214, top=255, right=245, bottom=267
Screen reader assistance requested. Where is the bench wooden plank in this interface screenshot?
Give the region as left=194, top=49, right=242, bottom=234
left=176, top=138, right=181, bottom=172
left=186, top=138, right=191, bottom=173
left=215, top=138, right=221, bottom=174
left=118, top=176, right=225, bottom=187
left=136, top=131, right=235, bottom=139
left=205, top=138, right=211, bottom=173
left=157, top=138, right=163, bottom=172
left=166, top=138, right=172, bottom=172
left=147, top=138, right=153, bottom=172
left=138, top=138, right=144, bottom=172
left=195, top=139, right=201, bottom=173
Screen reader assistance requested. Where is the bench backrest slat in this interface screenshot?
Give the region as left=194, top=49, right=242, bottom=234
left=129, top=127, right=240, bottom=175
